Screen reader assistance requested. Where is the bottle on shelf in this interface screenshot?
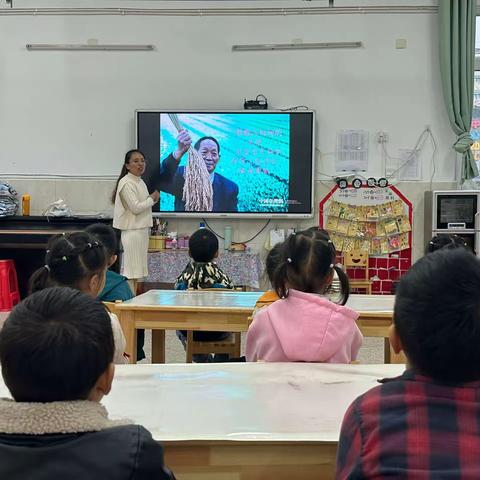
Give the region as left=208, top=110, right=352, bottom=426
left=22, top=195, right=30, bottom=216
left=224, top=226, right=232, bottom=250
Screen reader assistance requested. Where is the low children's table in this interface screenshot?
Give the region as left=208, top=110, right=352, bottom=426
left=109, top=363, right=405, bottom=479
left=115, top=290, right=401, bottom=364
left=0, top=362, right=406, bottom=479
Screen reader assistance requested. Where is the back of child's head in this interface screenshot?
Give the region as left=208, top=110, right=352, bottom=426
left=425, top=234, right=469, bottom=255
left=266, top=242, right=284, bottom=285
left=85, top=223, right=118, bottom=259
left=0, top=287, right=114, bottom=402
left=29, top=231, right=107, bottom=295
left=189, top=228, right=218, bottom=262
left=271, top=227, right=350, bottom=305
left=394, top=248, right=480, bottom=383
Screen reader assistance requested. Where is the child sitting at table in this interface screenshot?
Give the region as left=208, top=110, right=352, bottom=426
left=337, top=248, right=480, bottom=478
left=29, top=232, right=127, bottom=364
left=86, top=223, right=145, bottom=361
left=0, top=287, right=175, bottom=480
left=254, top=242, right=283, bottom=311
left=175, top=228, right=234, bottom=362
left=246, top=227, right=362, bottom=363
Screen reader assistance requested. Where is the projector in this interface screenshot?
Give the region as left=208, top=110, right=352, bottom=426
left=244, top=94, right=268, bottom=110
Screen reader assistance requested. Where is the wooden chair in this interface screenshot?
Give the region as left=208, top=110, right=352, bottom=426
left=185, top=288, right=241, bottom=363
left=343, top=250, right=372, bottom=294
left=186, top=331, right=241, bottom=363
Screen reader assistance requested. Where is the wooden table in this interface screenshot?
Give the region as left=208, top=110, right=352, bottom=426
left=0, top=362, right=405, bottom=479
left=116, top=290, right=401, bottom=364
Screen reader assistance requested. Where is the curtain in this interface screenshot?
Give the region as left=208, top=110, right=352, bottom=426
left=439, top=0, right=478, bottom=182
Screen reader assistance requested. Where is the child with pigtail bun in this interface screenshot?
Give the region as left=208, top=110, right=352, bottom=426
left=246, top=227, right=363, bottom=363
left=29, top=232, right=127, bottom=364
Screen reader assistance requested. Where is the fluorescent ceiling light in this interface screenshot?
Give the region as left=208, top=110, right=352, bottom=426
left=232, top=41, right=362, bottom=52
left=26, top=44, right=155, bottom=51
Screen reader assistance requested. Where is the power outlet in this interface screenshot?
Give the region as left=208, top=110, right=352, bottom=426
left=375, top=131, right=389, bottom=144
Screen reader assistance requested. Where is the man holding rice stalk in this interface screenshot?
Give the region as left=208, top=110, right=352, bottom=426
left=159, top=114, right=239, bottom=212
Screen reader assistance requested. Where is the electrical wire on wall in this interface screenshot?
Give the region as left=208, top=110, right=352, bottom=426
left=280, top=105, right=310, bottom=112
left=202, top=218, right=271, bottom=244
left=381, top=128, right=438, bottom=186
left=315, top=127, right=439, bottom=189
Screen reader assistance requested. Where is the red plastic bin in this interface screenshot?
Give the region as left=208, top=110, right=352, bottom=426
left=0, top=260, right=20, bottom=312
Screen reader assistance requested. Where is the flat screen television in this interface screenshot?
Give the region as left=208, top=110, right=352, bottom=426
left=136, top=110, right=315, bottom=218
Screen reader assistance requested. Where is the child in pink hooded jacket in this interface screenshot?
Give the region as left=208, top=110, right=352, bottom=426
left=246, top=228, right=362, bottom=363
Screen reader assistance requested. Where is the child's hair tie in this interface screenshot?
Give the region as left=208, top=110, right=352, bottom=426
left=328, top=239, right=333, bottom=244
left=44, top=264, right=50, bottom=272
left=286, top=257, right=293, bottom=263
left=87, top=242, right=92, bottom=248
left=330, top=264, right=334, bottom=268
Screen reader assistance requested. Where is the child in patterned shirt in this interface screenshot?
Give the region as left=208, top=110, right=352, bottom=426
left=175, top=228, right=234, bottom=362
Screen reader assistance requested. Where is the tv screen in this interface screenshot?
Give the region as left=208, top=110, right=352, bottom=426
left=136, top=110, right=315, bottom=218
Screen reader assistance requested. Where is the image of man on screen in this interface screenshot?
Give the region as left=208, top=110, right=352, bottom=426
left=159, top=131, right=239, bottom=212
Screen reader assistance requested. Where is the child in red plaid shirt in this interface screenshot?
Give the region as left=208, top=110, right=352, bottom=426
left=337, top=247, right=480, bottom=479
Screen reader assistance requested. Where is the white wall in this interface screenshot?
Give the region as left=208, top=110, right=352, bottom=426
left=0, top=1, right=460, bottom=258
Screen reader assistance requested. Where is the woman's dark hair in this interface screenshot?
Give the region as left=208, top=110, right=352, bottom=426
left=0, top=287, right=114, bottom=402
left=425, top=234, right=469, bottom=255
left=394, top=248, right=480, bottom=383
left=29, top=232, right=107, bottom=295
left=111, top=149, right=145, bottom=204
left=271, top=227, right=350, bottom=305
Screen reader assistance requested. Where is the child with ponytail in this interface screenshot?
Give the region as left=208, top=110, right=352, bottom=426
left=29, top=232, right=127, bottom=364
left=246, top=228, right=362, bottom=363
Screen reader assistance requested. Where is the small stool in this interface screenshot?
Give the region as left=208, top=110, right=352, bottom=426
left=186, top=331, right=241, bottom=363
left=0, top=260, right=20, bottom=312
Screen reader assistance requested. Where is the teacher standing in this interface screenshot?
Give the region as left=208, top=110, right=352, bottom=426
left=112, top=149, right=159, bottom=293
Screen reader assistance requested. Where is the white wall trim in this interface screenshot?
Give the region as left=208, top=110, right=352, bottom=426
left=0, top=5, right=438, bottom=16
left=1, top=174, right=116, bottom=181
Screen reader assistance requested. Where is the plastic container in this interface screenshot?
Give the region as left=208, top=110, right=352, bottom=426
left=22, top=194, right=30, bottom=216
left=0, top=260, right=20, bottom=312
left=224, top=226, right=232, bottom=250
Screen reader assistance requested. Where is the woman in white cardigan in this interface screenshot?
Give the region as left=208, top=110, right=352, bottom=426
left=112, top=150, right=159, bottom=293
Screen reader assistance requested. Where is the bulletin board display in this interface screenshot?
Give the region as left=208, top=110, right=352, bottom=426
left=319, top=185, right=413, bottom=295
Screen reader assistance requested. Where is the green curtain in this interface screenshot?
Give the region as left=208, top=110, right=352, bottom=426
left=439, top=0, right=478, bottom=182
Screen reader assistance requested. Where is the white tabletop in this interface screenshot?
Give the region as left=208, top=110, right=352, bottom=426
left=118, top=289, right=263, bottom=311
left=346, top=294, right=394, bottom=313
left=119, top=290, right=394, bottom=314
left=103, top=363, right=403, bottom=442
left=0, top=363, right=405, bottom=442
left=0, top=312, right=9, bottom=327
